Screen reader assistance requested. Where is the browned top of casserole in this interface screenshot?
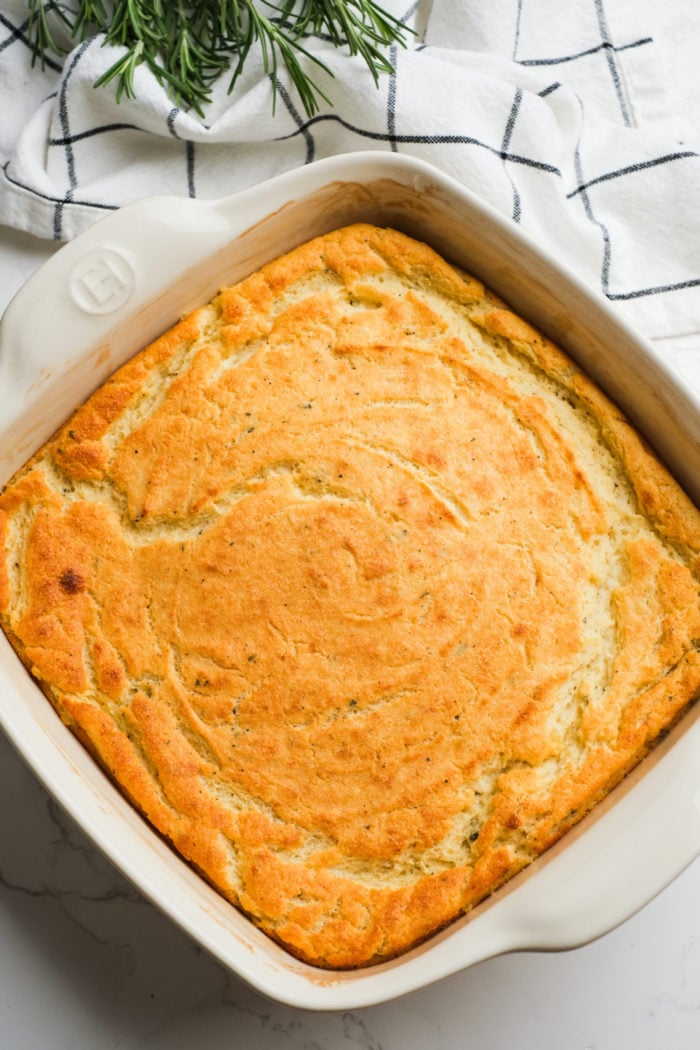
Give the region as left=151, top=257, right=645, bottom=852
left=1, top=224, right=700, bottom=968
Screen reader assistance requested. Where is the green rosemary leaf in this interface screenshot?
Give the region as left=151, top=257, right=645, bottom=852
left=93, top=38, right=144, bottom=101
left=26, top=0, right=71, bottom=64
left=72, top=2, right=111, bottom=39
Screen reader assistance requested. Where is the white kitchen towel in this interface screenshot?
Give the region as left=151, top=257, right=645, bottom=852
left=1, top=0, right=699, bottom=339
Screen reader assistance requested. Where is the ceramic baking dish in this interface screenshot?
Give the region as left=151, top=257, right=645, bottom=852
left=1, top=152, right=700, bottom=1010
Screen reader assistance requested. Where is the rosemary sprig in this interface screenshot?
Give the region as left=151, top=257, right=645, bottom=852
left=27, top=0, right=413, bottom=117
left=26, top=0, right=72, bottom=58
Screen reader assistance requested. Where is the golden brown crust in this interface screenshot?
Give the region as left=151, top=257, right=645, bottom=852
left=2, top=223, right=700, bottom=968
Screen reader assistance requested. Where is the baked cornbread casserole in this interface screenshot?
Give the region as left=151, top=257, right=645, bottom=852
left=2, top=224, right=700, bottom=968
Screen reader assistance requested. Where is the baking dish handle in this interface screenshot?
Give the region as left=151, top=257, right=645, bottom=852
left=0, top=196, right=233, bottom=396
left=478, top=717, right=700, bottom=952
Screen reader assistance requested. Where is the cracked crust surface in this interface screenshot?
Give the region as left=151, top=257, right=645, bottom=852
left=2, top=224, right=700, bottom=968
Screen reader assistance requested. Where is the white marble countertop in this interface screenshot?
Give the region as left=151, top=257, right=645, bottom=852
left=2, top=5, right=700, bottom=1047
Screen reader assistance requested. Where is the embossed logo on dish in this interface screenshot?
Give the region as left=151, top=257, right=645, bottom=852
left=69, top=248, right=135, bottom=314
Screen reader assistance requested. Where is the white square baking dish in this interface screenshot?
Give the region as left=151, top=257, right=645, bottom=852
left=1, top=152, right=699, bottom=1010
